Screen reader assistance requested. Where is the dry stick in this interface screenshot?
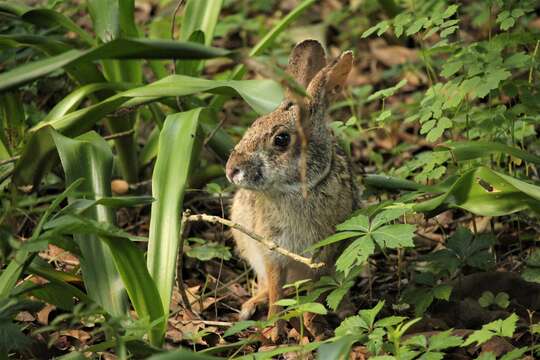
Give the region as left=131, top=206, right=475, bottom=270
left=184, top=212, right=325, bottom=269
left=103, top=129, right=135, bottom=141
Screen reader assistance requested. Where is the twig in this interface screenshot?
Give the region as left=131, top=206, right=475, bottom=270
left=177, top=210, right=193, bottom=312
left=184, top=212, right=325, bottom=269
left=103, top=129, right=135, bottom=141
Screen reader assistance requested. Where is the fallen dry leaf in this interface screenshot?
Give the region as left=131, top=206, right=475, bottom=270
left=369, top=39, right=418, bottom=67
left=37, top=304, right=55, bottom=325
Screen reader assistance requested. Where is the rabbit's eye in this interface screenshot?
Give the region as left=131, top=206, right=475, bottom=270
left=273, top=132, right=290, bottom=148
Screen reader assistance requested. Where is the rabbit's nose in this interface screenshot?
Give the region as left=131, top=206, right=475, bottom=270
left=226, top=166, right=243, bottom=184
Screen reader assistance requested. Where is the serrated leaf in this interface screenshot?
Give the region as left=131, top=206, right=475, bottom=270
left=374, top=316, right=407, bottom=328
left=370, top=207, right=412, bottom=230
left=335, top=315, right=368, bottom=337
left=336, top=235, right=374, bottom=275
left=428, top=329, right=463, bottom=350
left=359, top=300, right=385, bottom=328
left=462, top=313, right=518, bottom=346
left=371, top=224, right=416, bottom=249
left=326, top=282, right=353, bottom=311
left=336, top=214, right=370, bottom=232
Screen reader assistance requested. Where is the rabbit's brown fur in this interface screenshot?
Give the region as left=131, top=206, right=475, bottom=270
left=226, top=40, right=358, bottom=340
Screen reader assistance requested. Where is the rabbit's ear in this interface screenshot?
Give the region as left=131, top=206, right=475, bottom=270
left=286, top=40, right=327, bottom=88
left=307, top=51, right=353, bottom=105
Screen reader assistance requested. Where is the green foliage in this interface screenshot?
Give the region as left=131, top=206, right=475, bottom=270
left=462, top=313, right=519, bottom=346
left=522, top=249, right=540, bottom=283
left=313, top=207, right=415, bottom=276
left=478, top=291, right=510, bottom=309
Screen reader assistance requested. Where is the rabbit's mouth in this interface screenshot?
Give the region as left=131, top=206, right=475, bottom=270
left=226, top=160, right=265, bottom=190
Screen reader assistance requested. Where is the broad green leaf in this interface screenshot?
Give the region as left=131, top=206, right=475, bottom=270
left=147, top=109, right=202, bottom=316
left=21, top=8, right=94, bottom=45
left=33, top=74, right=282, bottom=136
left=180, top=0, right=223, bottom=46
left=414, top=166, right=540, bottom=216
left=0, top=39, right=231, bottom=92
left=100, top=235, right=165, bottom=346
left=317, top=335, right=355, bottom=360
left=42, top=82, right=134, bottom=123
left=52, top=131, right=129, bottom=317
left=439, top=141, right=540, bottom=165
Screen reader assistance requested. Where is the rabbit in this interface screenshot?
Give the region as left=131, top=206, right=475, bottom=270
left=225, top=39, right=358, bottom=341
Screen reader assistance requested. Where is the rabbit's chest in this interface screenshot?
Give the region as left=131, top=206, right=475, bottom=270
left=257, top=199, right=336, bottom=256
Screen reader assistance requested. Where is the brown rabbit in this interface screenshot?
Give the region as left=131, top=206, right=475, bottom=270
left=225, top=40, right=358, bottom=340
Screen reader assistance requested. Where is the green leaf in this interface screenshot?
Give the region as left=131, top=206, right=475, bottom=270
left=413, top=166, right=540, bottom=217
left=335, top=315, right=368, bottom=337
left=360, top=300, right=385, bottom=328
left=439, top=141, right=540, bottom=165
left=0, top=39, right=232, bottom=92
left=462, top=313, right=519, bottom=346
left=180, top=0, right=223, bottom=46
left=432, top=284, right=452, bottom=301
left=370, top=207, right=412, bottom=230
left=317, top=335, right=355, bottom=360
left=406, top=17, right=428, bottom=36
left=440, top=62, right=462, bottom=78
left=275, top=299, right=297, bottom=307
left=336, top=235, right=374, bottom=275
left=14, top=7, right=93, bottom=45
left=428, top=330, right=463, bottom=350
left=186, top=241, right=231, bottom=261
left=336, top=214, right=370, bottom=232
left=296, top=302, right=327, bottom=315
left=0, top=178, right=83, bottom=298
left=478, top=291, right=495, bottom=308
left=494, top=292, right=510, bottom=309
left=522, top=249, right=540, bottom=283
left=100, top=235, right=165, bottom=346
left=371, top=224, right=416, bottom=249
left=52, top=131, right=129, bottom=316
left=33, top=74, right=282, bottom=136
left=223, top=320, right=257, bottom=337
left=147, top=109, right=202, bottom=316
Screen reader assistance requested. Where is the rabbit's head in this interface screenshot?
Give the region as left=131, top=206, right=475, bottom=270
left=226, top=40, right=353, bottom=193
